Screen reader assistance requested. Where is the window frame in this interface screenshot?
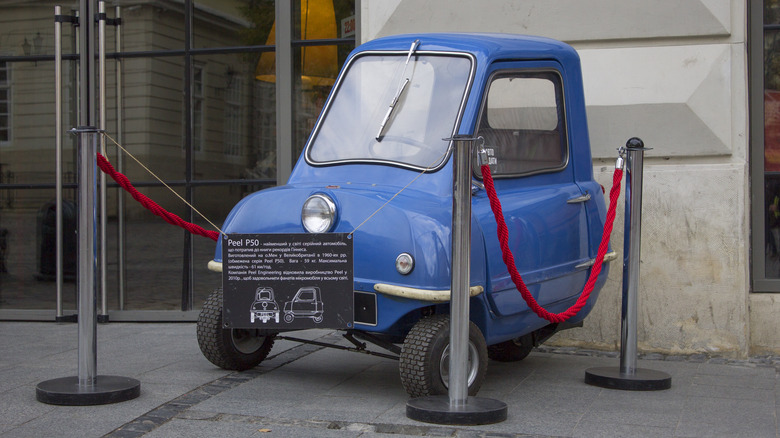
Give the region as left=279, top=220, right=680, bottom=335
left=472, top=68, right=569, bottom=180
left=0, top=58, right=10, bottom=145
left=303, top=50, right=477, bottom=172
left=750, top=0, right=780, bottom=292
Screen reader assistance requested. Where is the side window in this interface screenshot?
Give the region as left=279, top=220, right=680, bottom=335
left=475, top=71, right=567, bottom=177
left=299, top=290, right=315, bottom=301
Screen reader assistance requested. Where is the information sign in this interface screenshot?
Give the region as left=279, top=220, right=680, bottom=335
left=222, top=233, right=353, bottom=330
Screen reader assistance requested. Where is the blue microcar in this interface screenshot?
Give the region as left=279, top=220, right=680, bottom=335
left=197, top=33, right=614, bottom=398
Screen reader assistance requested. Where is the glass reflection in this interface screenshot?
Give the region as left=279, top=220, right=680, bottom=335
left=120, top=186, right=185, bottom=310
left=766, top=175, right=780, bottom=278
left=0, top=0, right=354, bottom=315
left=767, top=8, right=780, bottom=279
left=191, top=53, right=276, bottom=184
left=192, top=185, right=274, bottom=308
left=0, top=189, right=77, bottom=310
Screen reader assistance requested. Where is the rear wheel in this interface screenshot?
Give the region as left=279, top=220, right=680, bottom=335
left=197, top=288, right=275, bottom=370
left=399, top=314, right=487, bottom=398
left=487, top=334, right=534, bottom=362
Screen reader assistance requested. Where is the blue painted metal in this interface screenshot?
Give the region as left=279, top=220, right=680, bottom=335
left=214, top=33, right=609, bottom=347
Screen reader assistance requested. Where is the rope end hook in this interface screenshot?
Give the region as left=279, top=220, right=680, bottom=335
left=616, top=147, right=626, bottom=170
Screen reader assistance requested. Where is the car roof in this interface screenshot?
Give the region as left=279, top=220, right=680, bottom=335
left=354, top=33, right=579, bottom=66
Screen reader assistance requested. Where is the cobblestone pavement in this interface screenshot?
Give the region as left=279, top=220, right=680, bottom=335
left=1, top=322, right=779, bottom=438
left=537, top=345, right=780, bottom=370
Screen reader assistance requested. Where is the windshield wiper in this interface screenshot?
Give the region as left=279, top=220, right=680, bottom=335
left=375, top=39, right=420, bottom=141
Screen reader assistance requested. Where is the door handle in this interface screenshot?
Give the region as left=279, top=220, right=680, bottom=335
left=575, top=251, right=618, bottom=270
left=567, top=193, right=591, bottom=204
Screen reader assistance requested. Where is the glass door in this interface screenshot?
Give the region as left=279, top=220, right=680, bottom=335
left=0, top=0, right=356, bottom=320
left=0, top=2, right=80, bottom=315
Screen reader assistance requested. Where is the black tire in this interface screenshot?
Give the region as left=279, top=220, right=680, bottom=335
left=399, top=314, right=488, bottom=398
left=197, top=288, right=275, bottom=371
left=487, top=334, right=534, bottom=362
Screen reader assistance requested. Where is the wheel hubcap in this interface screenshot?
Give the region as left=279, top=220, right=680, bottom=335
left=440, top=341, right=479, bottom=389
left=230, top=329, right=265, bottom=354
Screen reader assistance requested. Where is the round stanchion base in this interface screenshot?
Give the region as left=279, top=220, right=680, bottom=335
left=585, top=366, right=671, bottom=391
left=36, top=375, right=140, bottom=406
left=406, top=395, right=507, bottom=425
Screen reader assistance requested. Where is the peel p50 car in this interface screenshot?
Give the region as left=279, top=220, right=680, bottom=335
left=197, top=33, right=614, bottom=398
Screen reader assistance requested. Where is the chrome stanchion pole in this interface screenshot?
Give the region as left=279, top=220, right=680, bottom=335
left=585, top=137, right=671, bottom=390
left=54, top=5, right=64, bottom=320
left=620, top=139, right=644, bottom=375
left=406, top=136, right=507, bottom=425
left=36, top=128, right=140, bottom=405
left=97, top=1, right=109, bottom=322
left=77, top=127, right=98, bottom=386
left=448, top=134, right=472, bottom=409
left=54, top=6, right=79, bottom=323
left=115, top=5, right=126, bottom=311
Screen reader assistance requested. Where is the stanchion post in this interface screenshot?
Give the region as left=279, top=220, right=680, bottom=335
left=406, top=136, right=507, bottom=425
left=115, top=5, right=127, bottom=311
left=584, top=137, right=671, bottom=391
left=98, top=0, right=109, bottom=323
left=447, top=134, right=472, bottom=408
left=620, top=138, right=644, bottom=375
left=36, top=127, right=140, bottom=405
left=78, top=127, right=98, bottom=386
left=54, top=5, right=64, bottom=320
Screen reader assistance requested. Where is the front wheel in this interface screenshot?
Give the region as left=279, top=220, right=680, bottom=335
left=197, top=288, right=275, bottom=371
left=399, top=314, right=487, bottom=398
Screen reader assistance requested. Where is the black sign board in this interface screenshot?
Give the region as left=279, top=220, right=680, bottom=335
left=222, top=233, right=354, bottom=330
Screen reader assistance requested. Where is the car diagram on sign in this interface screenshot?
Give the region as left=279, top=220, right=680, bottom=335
left=249, top=287, right=280, bottom=324
left=283, top=286, right=324, bottom=324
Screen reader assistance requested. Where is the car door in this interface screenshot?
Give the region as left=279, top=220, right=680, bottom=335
left=292, top=287, right=319, bottom=314
left=471, top=62, right=592, bottom=319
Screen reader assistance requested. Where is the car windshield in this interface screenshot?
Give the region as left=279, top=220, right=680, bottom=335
left=306, top=52, right=473, bottom=169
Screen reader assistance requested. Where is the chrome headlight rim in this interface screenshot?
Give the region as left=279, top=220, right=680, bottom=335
left=395, top=252, right=415, bottom=275
left=301, top=193, right=337, bottom=233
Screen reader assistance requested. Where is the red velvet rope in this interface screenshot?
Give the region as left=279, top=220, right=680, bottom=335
left=96, top=152, right=220, bottom=241
left=481, top=164, right=623, bottom=323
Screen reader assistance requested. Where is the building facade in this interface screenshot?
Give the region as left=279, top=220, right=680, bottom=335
left=362, top=0, right=776, bottom=357
left=1, top=0, right=777, bottom=358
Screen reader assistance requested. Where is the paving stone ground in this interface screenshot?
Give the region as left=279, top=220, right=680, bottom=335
left=1, top=322, right=778, bottom=438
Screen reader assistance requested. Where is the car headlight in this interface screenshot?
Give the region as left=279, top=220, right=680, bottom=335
left=301, top=194, right=337, bottom=233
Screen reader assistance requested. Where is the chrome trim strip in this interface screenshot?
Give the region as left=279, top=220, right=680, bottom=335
left=373, top=283, right=483, bottom=302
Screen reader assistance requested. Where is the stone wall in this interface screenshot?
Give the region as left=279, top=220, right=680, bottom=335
left=360, top=0, right=765, bottom=356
